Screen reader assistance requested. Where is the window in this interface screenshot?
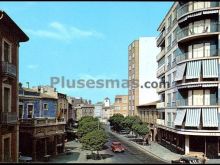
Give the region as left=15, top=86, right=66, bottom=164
left=43, top=103, right=48, bottom=110
left=122, top=106, right=127, bottom=110
left=167, top=112, right=171, bottom=126
left=3, top=41, right=11, bottom=63
left=172, top=92, right=177, bottom=106
left=4, top=87, right=10, bottom=112
left=158, top=56, right=165, bottom=68
left=27, top=104, right=34, bottom=118
left=168, top=15, right=172, bottom=30
left=167, top=54, right=172, bottom=69
left=122, top=98, right=127, bottom=103
left=167, top=93, right=171, bottom=107
left=167, top=74, right=171, bottom=88
left=167, top=35, right=172, bottom=50
left=19, top=104, right=24, bottom=119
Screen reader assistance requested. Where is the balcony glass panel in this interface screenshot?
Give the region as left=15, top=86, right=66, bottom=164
left=177, top=2, right=219, bottom=19
left=177, top=22, right=219, bottom=42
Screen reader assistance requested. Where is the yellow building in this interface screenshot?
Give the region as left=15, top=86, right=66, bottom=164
left=113, top=95, right=128, bottom=117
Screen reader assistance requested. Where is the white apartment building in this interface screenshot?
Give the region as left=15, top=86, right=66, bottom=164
left=156, top=1, right=220, bottom=158
left=128, top=37, right=160, bottom=116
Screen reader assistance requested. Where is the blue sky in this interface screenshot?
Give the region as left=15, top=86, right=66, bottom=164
left=1, top=2, right=172, bottom=103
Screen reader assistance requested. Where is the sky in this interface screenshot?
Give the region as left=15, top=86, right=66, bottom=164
left=1, top=2, right=173, bottom=103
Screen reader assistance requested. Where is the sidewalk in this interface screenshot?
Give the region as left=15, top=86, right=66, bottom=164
left=109, top=130, right=182, bottom=163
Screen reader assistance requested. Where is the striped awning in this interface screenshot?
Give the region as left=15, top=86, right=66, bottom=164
left=186, top=60, right=201, bottom=79
left=177, top=83, right=218, bottom=89
left=185, top=108, right=201, bottom=127
left=174, top=109, right=186, bottom=126
left=202, top=59, right=219, bottom=78
left=202, top=108, right=218, bottom=127
left=175, top=63, right=186, bottom=81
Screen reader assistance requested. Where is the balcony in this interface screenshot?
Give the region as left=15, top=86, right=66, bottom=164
left=156, top=30, right=166, bottom=47
left=19, top=117, right=66, bottom=127
left=177, top=2, right=220, bottom=20
left=176, top=48, right=220, bottom=64
left=176, top=98, right=218, bottom=107
left=177, top=22, right=219, bottom=43
left=157, top=64, right=166, bottom=77
left=156, top=102, right=165, bottom=109
left=156, top=119, right=165, bottom=126
left=1, top=61, right=16, bottom=77
left=156, top=48, right=165, bottom=61
left=0, top=112, right=17, bottom=124
left=156, top=85, right=166, bottom=93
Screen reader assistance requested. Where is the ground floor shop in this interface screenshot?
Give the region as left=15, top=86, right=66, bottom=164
left=157, top=128, right=220, bottom=158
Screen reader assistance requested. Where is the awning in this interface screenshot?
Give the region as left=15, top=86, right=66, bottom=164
left=202, top=108, right=218, bottom=127
left=175, top=63, right=186, bottom=81
left=185, top=108, right=201, bottom=127
left=174, top=109, right=186, bottom=126
left=202, top=59, right=219, bottom=78
left=186, top=60, right=201, bottom=79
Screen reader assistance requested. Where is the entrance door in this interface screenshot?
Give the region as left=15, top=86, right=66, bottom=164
left=206, top=137, right=218, bottom=158
left=3, top=138, right=11, bottom=162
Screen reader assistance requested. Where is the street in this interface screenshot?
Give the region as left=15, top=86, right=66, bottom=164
left=49, top=131, right=166, bottom=164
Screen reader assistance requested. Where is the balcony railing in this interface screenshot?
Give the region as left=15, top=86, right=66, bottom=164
left=176, top=48, right=220, bottom=63
left=177, top=22, right=219, bottom=42
left=156, top=30, right=166, bottom=46
left=167, top=121, right=174, bottom=127
left=20, top=117, right=66, bottom=126
left=176, top=99, right=188, bottom=106
left=177, top=2, right=219, bottom=20
left=156, top=102, right=165, bottom=109
left=1, top=61, right=16, bottom=77
left=0, top=112, right=17, bottom=124
left=157, top=64, right=166, bottom=77
left=156, top=48, right=165, bottom=61
left=156, top=119, right=165, bottom=126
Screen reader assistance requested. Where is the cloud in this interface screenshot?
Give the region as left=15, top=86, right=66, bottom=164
left=27, top=64, right=39, bottom=69
left=25, top=21, right=104, bottom=42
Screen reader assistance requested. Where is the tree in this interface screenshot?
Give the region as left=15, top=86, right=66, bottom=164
left=108, top=114, right=124, bottom=132
left=77, top=120, right=101, bottom=137
left=79, top=116, right=98, bottom=127
left=136, top=123, right=149, bottom=139
left=80, top=129, right=108, bottom=159
left=122, top=116, right=142, bottom=133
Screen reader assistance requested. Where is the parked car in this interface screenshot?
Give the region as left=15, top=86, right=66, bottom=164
left=120, top=129, right=130, bottom=134
left=171, top=156, right=201, bottom=164
left=111, top=142, right=125, bottom=153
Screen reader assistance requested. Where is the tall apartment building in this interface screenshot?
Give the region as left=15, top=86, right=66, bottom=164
left=156, top=1, right=220, bottom=158
left=113, top=95, right=128, bottom=117
left=0, top=11, right=29, bottom=162
left=128, top=37, right=159, bottom=116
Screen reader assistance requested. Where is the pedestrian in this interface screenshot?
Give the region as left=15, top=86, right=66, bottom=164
left=201, top=154, right=207, bottom=164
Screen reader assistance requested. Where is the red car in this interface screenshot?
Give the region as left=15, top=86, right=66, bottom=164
left=111, top=142, right=125, bottom=153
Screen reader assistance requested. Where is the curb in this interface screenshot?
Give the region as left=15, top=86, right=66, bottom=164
left=109, top=131, right=170, bottom=164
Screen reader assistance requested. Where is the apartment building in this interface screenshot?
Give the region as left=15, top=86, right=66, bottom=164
left=113, top=95, right=128, bottom=117
left=156, top=1, right=220, bottom=158
left=75, top=105, right=95, bottom=121
left=94, top=102, right=103, bottom=118
left=128, top=37, right=159, bottom=116
left=0, top=11, right=29, bottom=162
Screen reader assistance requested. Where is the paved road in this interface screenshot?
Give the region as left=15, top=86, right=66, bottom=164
left=106, top=132, right=165, bottom=164
left=49, top=131, right=166, bottom=164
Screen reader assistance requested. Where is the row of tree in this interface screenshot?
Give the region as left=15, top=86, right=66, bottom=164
left=108, top=114, right=150, bottom=140
left=77, top=116, right=108, bottom=159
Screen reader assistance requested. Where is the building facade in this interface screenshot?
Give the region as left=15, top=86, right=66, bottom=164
left=57, top=93, right=68, bottom=121
left=156, top=1, right=220, bottom=158
left=113, top=95, right=128, bottom=117
left=0, top=11, right=29, bottom=162
left=128, top=37, right=159, bottom=116
left=75, top=105, right=95, bottom=121
left=18, top=86, right=66, bottom=161
left=137, top=101, right=159, bottom=142
left=94, top=102, right=103, bottom=118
